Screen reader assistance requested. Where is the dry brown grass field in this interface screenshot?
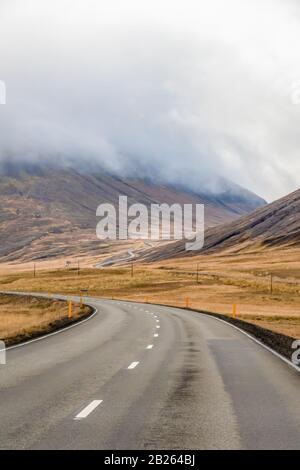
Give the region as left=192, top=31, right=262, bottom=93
left=0, top=294, right=90, bottom=345
left=1, top=244, right=300, bottom=339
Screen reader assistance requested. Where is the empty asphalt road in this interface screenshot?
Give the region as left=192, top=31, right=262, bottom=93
left=1, top=295, right=300, bottom=450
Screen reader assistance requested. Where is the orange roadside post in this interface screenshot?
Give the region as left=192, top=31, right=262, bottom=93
left=233, top=304, right=237, bottom=318
left=68, top=300, right=73, bottom=318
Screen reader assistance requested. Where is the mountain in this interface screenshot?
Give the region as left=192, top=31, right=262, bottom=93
left=144, top=188, right=300, bottom=261
left=0, top=161, right=266, bottom=262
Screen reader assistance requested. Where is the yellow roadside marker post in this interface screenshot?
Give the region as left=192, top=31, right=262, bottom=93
left=68, top=300, right=73, bottom=319
left=79, top=289, right=88, bottom=309
left=233, top=304, right=237, bottom=319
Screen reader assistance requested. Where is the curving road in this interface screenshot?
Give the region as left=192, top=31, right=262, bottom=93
left=95, top=249, right=135, bottom=268
left=1, top=295, right=300, bottom=450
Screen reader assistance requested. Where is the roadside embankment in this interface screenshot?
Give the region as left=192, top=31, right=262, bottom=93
left=0, top=293, right=93, bottom=347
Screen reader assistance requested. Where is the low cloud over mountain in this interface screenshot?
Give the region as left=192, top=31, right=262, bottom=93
left=0, top=0, right=300, bottom=200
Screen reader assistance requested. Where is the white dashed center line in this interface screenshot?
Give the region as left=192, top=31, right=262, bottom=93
left=154, top=333, right=159, bottom=337
left=74, top=400, right=103, bottom=420
left=128, top=361, right=139, bottom=369
left=156, top=325, right=160, bottom=329
left=146, top=344, right=153, bottom=349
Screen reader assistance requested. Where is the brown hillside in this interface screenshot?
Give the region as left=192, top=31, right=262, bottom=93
left=144, top=188, right=300, bottom=261
left=0, top=162, right=265, bottom=262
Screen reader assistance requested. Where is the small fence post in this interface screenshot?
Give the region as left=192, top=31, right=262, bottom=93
left=68, top=300, right=73, bottom=318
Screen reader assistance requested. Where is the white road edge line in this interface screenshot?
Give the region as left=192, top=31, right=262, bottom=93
left=74, top=400, right=103, bottom=420
left=200, top=312, right=300, bottom=374
left=156, top=304, right=300, bottom=374
left=146, top=344, right=153, bottom=349
left=2, top=299, right=98, bottom=351
left=128, top=361, right=139, bottom=369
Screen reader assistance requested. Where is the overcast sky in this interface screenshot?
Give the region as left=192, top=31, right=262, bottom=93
left=0, top=0, right=300, bottom=201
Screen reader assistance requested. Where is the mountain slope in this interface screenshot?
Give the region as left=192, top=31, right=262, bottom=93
left=0, top=162, right=266, bottom=262
left=144, top=188, right=300, bottom=261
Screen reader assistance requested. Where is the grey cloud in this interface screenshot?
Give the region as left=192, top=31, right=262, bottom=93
left=0, top=0, right=300, bottom=201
